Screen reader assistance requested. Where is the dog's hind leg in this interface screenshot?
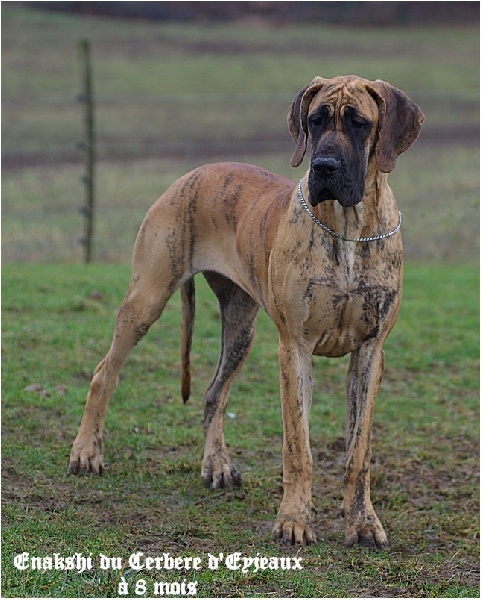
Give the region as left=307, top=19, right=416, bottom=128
left=201, top=272, right=259, bottom=488
left=68, top=206, right=190, bottom=474
left=68, top=250, right=182, bottom=475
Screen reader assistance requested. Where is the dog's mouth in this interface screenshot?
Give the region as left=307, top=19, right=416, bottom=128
left=308, top=181, right=341, bottom=207
left=308, top=176, right=363, bottom=208
left=308, top=169, right=340, bottom=206
left=314, top=187, right=337, bottom=204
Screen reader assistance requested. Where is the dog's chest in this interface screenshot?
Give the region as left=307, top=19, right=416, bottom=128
left=272, top=236, right=401, bottom=357
left=305, top=274, right=399, bottom=357
left=313, top=240, right=402, bottom=355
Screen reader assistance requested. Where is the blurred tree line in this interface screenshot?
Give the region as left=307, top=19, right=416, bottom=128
left=19, top=1, right=479, bottom=25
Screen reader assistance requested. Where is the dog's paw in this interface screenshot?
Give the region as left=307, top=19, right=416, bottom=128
left=201, top=453, right=242, bottom=489
left=67, top=437, right=104, bottom=475
left=272, top=516, right=317, bottom=546
left=344, top=512, right=388, bottom=549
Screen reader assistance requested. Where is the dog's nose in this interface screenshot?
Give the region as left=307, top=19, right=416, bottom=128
left=312, top=156, right=341, bottom=177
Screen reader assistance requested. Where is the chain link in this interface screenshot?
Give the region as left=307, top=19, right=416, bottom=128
left=297, top=181, right=402, bottom=243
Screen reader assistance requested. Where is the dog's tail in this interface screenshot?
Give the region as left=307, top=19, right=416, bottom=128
left=180, top=277, right=195, bottom=403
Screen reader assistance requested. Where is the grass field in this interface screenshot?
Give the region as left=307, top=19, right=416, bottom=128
left=1, top=5, right=480, bottom=599
left=2, top=263, right=479, bottom=597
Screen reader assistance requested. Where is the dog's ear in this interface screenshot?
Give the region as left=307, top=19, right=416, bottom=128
left=369, top=80, right=425, bottom=173
left=288, top=77, right=327, bottom=167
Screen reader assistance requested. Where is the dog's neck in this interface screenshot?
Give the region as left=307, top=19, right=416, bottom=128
left=299, top=161, right=399, bottom=242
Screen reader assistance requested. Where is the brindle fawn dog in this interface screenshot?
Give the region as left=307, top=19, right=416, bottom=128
left=69, top=75, right=424, bottom=547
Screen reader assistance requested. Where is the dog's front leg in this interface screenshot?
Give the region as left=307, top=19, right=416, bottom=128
left=272, top=338, right=316, bottom=545
left=343, top=341, right=387, bottom=548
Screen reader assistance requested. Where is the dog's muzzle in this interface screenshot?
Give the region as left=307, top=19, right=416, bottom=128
left=308, top=155, right=363, bottom=208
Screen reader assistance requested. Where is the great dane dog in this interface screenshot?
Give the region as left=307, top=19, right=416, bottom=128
left=68, top=75, right=424, bottom=548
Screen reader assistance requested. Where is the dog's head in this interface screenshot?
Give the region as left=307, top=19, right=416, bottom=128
left=288, top=75, right=425, bottom=207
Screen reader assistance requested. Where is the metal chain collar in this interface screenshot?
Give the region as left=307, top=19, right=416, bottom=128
left=297, top=181, right=402, bottom=243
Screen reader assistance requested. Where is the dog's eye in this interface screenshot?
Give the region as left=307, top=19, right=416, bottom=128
left=349, top=115, right=369, bottom=130
left=352, top=119, right=366, bottom=129
left=309, top=116, right=324, bottom=128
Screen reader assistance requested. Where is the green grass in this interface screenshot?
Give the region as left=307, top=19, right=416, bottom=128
left=2, top=263, right=479, bottom=598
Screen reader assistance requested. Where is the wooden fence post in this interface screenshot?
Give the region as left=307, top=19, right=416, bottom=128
left=78, top=39, right=95, bottom=263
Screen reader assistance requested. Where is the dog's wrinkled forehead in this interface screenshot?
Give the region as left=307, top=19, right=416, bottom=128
left=308, top=78, right=379, bottom=121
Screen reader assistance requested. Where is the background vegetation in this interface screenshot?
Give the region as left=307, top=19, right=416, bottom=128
left=2, top=5, right=479, bottom=263
left=2, top=4, right=479, bottom=598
